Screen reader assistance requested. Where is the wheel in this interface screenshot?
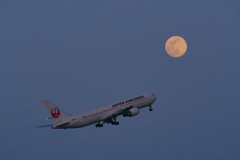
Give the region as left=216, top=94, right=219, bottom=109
left=116, top=122, right=119, bottom=125
left=149, top=108, right=153, bottom=111
left=95, top=124, right=99, bottom=127
left=100, top=124, right=103, bottom=127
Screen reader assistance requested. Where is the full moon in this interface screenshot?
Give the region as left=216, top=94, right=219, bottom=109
left=165, top=36, right=187, bottom=58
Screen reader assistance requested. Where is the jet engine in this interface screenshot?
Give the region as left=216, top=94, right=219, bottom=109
left=123, top=108, right=139, bottom=117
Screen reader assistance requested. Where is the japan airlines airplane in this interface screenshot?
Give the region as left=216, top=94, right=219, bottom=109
left=36, top=93, right=157, bottom=129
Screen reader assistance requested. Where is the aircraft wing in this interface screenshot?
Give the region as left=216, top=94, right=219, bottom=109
left=103, top=106, right=133, bottom=123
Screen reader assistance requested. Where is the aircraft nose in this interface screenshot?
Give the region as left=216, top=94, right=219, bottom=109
left=152, top=94, right=157, bottom=102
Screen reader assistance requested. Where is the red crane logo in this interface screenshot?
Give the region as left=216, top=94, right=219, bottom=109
left=51, top=107, right=60, bottom=118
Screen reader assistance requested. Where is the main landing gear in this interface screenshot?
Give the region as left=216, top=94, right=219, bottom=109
left=95, top=117, right=120, bottom=128
left=95, top=122, right=103, bottom=128
left=111, top=117, right=119, bottom=125
left=149, top=105, right=153, bottom=111
left=111, top=122, right=119, bottom=125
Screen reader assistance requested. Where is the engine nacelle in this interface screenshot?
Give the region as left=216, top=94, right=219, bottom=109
left=123, top=108, right=139, bottom=117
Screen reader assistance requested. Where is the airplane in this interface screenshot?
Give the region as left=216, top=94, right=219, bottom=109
left=36, top=93, right=157, bottom=129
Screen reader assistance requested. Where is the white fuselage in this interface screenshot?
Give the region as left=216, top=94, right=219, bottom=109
left=52, top=93, right=157, bottom=129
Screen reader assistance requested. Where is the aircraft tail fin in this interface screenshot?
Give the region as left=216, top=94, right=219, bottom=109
left=42, top=99, right=71, bottom=123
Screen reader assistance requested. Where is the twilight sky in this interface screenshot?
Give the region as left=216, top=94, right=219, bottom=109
left=1, top=1, right=240, bottom=160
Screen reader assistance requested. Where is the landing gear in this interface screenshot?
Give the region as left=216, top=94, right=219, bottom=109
left=149, top=105, right=153, bottom=111
left=95, top=122, right=103, bottom=128
left=111, top=117, right=119, bottom=125
left=111, top=122, right=119, bottom=125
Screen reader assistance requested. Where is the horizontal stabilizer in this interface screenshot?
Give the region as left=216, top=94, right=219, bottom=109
left=35, top=124, right=53, bottom=128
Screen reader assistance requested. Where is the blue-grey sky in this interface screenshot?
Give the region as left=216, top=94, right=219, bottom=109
left=1, top=1, right=240, bottom=160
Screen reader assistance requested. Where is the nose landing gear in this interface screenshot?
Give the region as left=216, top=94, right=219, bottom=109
left=149, top=105, right=153, bottom=111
